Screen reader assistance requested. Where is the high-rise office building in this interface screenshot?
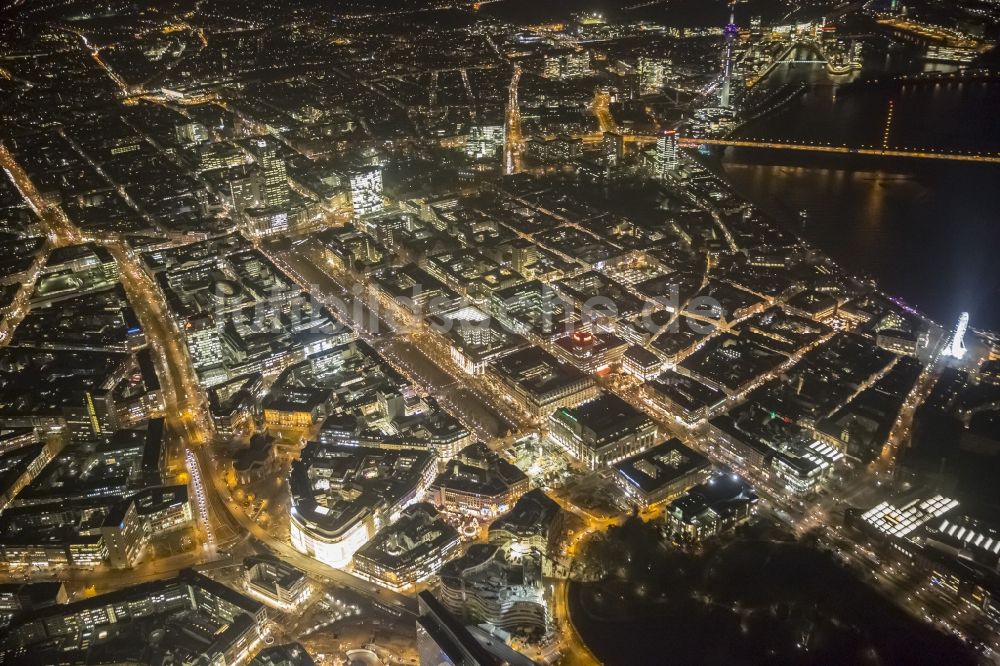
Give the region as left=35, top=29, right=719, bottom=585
left=185, top=315, right=223, bottom=373
left=175, top=121, right=208, bottom=145
left=603, top=131, right=624, bottom=166
left=348, top=167, right=384, bottom=217
left=562, top=51, right=590, bottom=78
left=465, top=124, right=506, bottom=160
left=542, top=56, right=561, bottom=79
left=258, top=140, right=290, bottom=208
left=222, top=167, right=261, bottom=211
left=543, top=52, right=591, bottom=80
left=637, top=57, right=669, bottom=95
left=655, top=129, right=679, bottom=176
left=364, top=213, right=404, bottom=249
left=720, top=5, right=738, bottom=108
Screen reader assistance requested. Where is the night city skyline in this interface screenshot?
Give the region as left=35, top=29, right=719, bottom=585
left=0, top=0, right=999, bottom=664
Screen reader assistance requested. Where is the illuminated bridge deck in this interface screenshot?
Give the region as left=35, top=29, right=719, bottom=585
left=675, top=137, right=1000, bottom=164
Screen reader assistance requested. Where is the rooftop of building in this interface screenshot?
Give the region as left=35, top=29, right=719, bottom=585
left=439, top=543, right=541, bottom=600
left=613, top=438, right=711, bottom=495
left=551, top=391, right=654, bottom=440
left=234, top=434, right=275, bottom=473
left=249, top=643, right=316, bottom=666
left=488, top=488, right=561, bottom=538
left=6, top=569, right=265, bottom=664
left=647, top=371, right=727, bottom=415
left=244, top=554, right=307, bottom=591
left=491, top=346, right=593, bottom=400
left=432, top=443, right=528, bottom=500
left=289, top=442, right=435, bottom=540
left=262, top=386, right=332, bottom=414
left=669, top=473, right=757, bottom=524
left=353, top=502, right=459, bottom=571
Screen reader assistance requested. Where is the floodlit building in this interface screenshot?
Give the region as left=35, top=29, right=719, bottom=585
left=262, top=386, right=333, bottom=431
left=489, top=347, right=598, bottom=418
left=846, top=496, right=1000, bottom=624
left=32, top=244, right=120, bottom=307
left=433, top=309, right=525, bottom=376
left=233, top=433, right=277, bottom=485
left=666, top=473, right=757, bottom=542
left=208, top=372, right=264, bottom=436
left=720, top=7, right=738, bottom=108
left=288, top=443, right=436, bottom=568
left=488, top=489, right=562, bottom=563
left=857, top=495, right=960, bottom=541
left=552, top=329, right=628, bottom=373
left=0, top=442, right=60, bottom=511
left=769, top=440, right=843, bottom=496
left=646, top=372, right=728, bottom=426
left=621, top=345, right=663, bottom=382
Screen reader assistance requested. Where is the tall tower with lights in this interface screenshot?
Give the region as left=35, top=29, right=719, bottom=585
left=258, top=139, right=289, bottom=208
left=944, top=312, right=969, bottom=360
left=721, top=3, right=738, bottom=108
left=655, top=129, right=678, bottom=177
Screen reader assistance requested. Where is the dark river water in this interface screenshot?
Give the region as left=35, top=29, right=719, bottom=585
left=718, top=49, right=1000, bottom=330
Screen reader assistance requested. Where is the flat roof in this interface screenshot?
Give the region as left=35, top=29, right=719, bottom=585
left=553, top=392, right=652, bottom=438
left=492, top=347, right=592, bottom=400
left=614, top=438, right=710, bottom=495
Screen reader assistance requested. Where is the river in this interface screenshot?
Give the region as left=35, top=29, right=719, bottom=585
left=717, top=48, right=1000, bottom=330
